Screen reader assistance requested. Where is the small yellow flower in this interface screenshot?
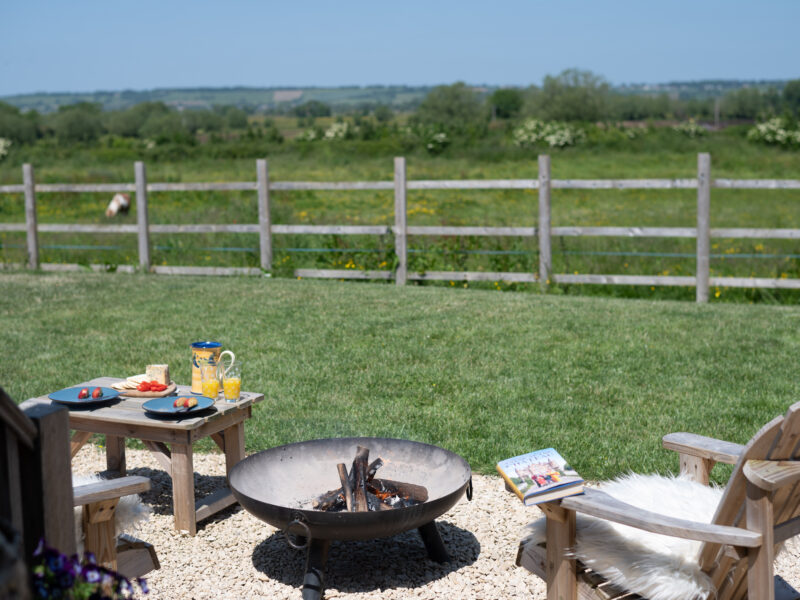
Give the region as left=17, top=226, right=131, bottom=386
left=715, top=288, right=721, bottom=298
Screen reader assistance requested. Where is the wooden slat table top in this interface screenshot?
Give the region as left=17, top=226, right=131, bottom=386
left=25, top=376, right=264, bottom=432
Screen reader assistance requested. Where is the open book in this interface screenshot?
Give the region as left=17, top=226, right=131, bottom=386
left=496, top=448, right=584, bottom=506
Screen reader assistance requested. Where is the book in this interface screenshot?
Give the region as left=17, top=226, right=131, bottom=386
left=496, top=448, right=584, bottom=506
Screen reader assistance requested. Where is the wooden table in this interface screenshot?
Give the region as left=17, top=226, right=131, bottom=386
left=23, top=376, right=264, bottom=536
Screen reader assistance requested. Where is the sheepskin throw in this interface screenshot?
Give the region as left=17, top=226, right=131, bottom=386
left=523, top=473, right=726, bottom=600
left=72, top=474, right=151, bottom=554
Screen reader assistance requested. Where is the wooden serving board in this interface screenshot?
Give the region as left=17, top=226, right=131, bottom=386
left=119, top=382, right=177, bottom=398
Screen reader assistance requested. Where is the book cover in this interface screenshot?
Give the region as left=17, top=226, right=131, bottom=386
left=496, top=448, right=584, bottom=506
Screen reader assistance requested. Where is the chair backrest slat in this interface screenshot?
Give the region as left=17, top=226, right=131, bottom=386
left=768, top=403, right=800, bottom=528
left=0, top=386, right=76, bottom=568
left=0, top=388, right=36, bottom=448
left=700, top=401, right=800, bottom=599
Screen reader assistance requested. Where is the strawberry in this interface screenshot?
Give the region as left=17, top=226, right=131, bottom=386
left=78, top=387, right=89, bottom=399
left=137, top=382, right=151, bottom=392
left=91, top=387, right=103, bottom=399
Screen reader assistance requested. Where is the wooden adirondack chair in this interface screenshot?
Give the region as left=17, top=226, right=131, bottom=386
left=518, top=400, right=800, bottom=600
left=0, top=387, right=159, bottom=592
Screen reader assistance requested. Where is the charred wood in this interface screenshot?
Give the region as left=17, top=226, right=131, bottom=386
left=368, top=478, right=428, bottom=503
left=337, top=462, right=354, bottom=512
left=351, top=445, right=370, bottom=512
left=366, top=458, right=384, bottom=481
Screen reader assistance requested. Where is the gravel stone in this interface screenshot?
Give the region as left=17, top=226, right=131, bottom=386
left=72, top=444, right=800, bottom=599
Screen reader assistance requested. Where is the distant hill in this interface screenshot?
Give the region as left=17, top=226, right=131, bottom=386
left=0, top=85, right=443, bottom=114
left=616, top=79, right=788, bottom=100
left=0, top=79, right=791, bottom=113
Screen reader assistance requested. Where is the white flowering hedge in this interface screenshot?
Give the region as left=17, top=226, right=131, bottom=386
left=323, top=121, right=353, bottom=141
left=672, top=119, right=706, bottom=138
left=512, top=119, right=586, bottom=148
left=298, top=129, right=318, bottom=142
left=747, top=117, right=800, bottom=148
left=0, top=137, right=11, bottom=160
left=424, top=131, right=449, bottom=154
left=299, top=121, right=357, bottom=142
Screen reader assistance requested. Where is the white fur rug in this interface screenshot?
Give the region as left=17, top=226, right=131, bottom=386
left=72, top=474, right=151, bottom=554
left=524, top=473, right=725, bottom=600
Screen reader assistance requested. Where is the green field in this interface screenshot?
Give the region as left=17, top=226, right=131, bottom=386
left=1, top=130, right=799, bottom=304
left=2, top=272, right=799, bottom=483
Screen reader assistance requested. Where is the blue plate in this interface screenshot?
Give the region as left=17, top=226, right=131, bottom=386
left=142, top=395, right=214, bottom=416
left=49, top=386, right=119, bottom=405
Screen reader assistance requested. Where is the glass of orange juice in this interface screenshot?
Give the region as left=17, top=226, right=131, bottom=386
left=201, top=364, right=221, bottom=399
left=222, top=360, right=242, bottom=403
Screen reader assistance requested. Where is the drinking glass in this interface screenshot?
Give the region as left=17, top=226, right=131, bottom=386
left=200, top=364, right=221, bottom=399
left=222, top=360, right=242, bottom=403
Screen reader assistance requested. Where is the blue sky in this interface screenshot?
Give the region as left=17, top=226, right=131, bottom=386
left=1, top=0, right=798, bottom=96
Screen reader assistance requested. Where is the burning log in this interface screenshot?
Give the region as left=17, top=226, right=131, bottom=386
left=366, top=458, right=383, bottom=481
left=312, top=488, right=344, bottom=511
left=313, top=446, right=428, bottom=513
left=351, top=446, right=370, bottom=512
left=337, top=462, right=354, bottom=512
left=368, top=478, right=429, bottom=503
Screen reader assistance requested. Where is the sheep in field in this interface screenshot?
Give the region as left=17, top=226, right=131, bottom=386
left=105, top=193, right=130, bottom=217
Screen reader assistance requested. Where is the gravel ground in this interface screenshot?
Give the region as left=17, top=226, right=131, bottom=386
left=73, top=444, right=800, bottom=600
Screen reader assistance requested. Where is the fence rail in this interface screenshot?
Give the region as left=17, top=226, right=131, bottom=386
left=1, top=154, right=799, bottom=302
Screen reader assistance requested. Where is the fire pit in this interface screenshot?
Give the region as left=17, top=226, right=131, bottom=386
left=229, top=437, right=472, bottom=600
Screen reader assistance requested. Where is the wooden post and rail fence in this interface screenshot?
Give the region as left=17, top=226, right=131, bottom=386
left=1, top=153, right=799, bottom=303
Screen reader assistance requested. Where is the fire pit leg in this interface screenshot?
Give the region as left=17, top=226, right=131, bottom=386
left=418, top=520, right=449, bottom=563
left=301, top=538, right=330, bottom=600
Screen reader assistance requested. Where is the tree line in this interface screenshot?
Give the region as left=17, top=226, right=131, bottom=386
left=1, top=70, right=799, bottom=148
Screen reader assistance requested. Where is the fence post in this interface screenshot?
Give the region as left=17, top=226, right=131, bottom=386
left=256, top=158, right=272, bottom=271
left=394, top=156, right=407, bottom=286
left=23, top=163, right=38, bottom=269
left=538, top=154, right=551, bottom=292
left=696, top=153, right=711, bottom=303
left=134, top=161, right=150, bottom=272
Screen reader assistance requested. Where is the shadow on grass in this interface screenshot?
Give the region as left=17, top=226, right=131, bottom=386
left=250, top=520, right=480, bottom=594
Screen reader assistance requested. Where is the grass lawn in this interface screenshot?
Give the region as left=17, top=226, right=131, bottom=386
left=1, top=272, right=799, bottom=483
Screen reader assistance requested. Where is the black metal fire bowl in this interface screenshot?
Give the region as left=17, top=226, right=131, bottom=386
left=229, top=436, right=472, bottom=541
left=229, top=437, right=472, bottom=600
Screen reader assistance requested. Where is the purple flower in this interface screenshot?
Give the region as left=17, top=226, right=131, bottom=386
left=137, top=577, right=150, bottom=594
left=118, top=578, right=133, bottom=594
left=83, top=565, right=102, bottom=583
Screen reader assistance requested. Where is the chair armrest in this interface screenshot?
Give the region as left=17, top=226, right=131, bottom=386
left=662, top=432, right=744, bottom=464
left=73, top=476, right=150, bottom=506
left=558, top=488, right=762, bottom=548
left=744, top=459, right=800, bottom=492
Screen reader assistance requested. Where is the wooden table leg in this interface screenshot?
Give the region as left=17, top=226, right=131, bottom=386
left=105, top=435, right=126, bottom=476
left=71, top=430, right=93, bottom=458
left=171, top=443, right=196, bottom=535
left=223, top=422, right=246, bottom=481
